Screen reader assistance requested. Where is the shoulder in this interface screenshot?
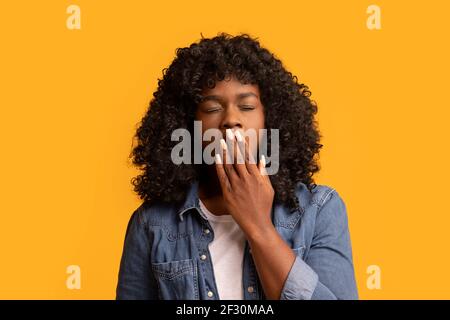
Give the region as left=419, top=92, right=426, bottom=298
left=295, top=182, right=348, bottom=225
left=128, top=200, right=179, bottom=228
left=295, top=182, right=338, bottom=208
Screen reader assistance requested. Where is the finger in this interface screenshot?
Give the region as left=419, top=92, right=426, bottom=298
left=214, top=153, right=232, bottom=192
left=225, top=129, right=237, bottom=166
left=258, top=155, right=272, bottom=184
left=235, top=129, right=259, bottom=176
left=259, top=154, right=267, bottom=176
left=220, top=138, right=238, bottom=186
left=231, top=129, right=248, bottom=176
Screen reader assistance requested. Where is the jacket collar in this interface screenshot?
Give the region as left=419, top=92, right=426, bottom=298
left=177, top=180, right=205, bottom=222
left=176, top=180, right=303, bottom=229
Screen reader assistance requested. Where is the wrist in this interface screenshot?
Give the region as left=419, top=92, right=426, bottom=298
left=245, top=221, right=276, bottom=244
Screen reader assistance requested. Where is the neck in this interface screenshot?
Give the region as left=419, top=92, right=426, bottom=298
left=198, top=165, right=223, bottom=199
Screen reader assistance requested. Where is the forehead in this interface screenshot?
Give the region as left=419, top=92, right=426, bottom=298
left=201, top=77, right=260, bottom=97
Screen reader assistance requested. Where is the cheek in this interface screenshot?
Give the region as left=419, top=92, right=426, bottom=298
left=199, top=123, right=220, bottom=150
left=247, top=111, right=265, bottom=137
left=255, top=113, right=266, bottom=156
left=248, top=108, right=265, bottom=129
left=245, top=130, right=264, bottom=159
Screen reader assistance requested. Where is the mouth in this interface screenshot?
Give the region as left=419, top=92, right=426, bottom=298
left=221, top=128, right=242, bottom=140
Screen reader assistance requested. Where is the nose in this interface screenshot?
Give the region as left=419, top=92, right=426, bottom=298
left=221, top=106, right=242, bottom=133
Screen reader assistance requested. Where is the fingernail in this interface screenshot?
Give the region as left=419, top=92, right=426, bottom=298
left=215, top=153, right=222, bottom=164
left=260, top=155, right=266, bottom=175
left=220, top=138, right=227, bottom=151
left=235, top=130, right=244, bottom=142
left=261, top=155, right=266, bottom=167
left=225, top=129, right=234, bottom=141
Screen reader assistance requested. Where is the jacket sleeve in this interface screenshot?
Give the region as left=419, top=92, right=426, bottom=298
left=116, top=207, right=159, bottom=300
left=280, top=189, right=358, bottom=300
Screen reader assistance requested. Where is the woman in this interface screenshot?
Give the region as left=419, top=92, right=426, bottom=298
left=116, top=33, right=358, bottom=300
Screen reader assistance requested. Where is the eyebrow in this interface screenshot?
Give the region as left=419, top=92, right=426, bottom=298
left=200, top=92, right=259, bottom=103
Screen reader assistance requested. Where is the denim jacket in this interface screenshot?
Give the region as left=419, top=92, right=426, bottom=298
left=116, top=180, right=358, bottom=300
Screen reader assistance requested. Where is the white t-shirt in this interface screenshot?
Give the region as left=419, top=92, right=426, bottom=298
left=199, top=199, right=246, bottom=300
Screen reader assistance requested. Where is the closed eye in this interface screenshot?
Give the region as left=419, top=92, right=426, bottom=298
left=206, top=108, right=221, bottom=113
left=240, top=105, right=255, bottom=111
left=202, top=104, right=223, bottom=113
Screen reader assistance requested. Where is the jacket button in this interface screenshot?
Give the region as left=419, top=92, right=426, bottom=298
left=247, top=286, right=254, bottom=293
left=207, top=291, right=214, bottom=298
left=200, top=254, right=207, bottom=261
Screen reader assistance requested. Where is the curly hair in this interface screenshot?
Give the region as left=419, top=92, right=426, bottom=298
left=130, top=32, right=323, bottom=212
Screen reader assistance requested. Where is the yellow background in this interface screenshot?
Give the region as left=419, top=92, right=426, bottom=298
left=1, top=0, right=449, bottom=299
